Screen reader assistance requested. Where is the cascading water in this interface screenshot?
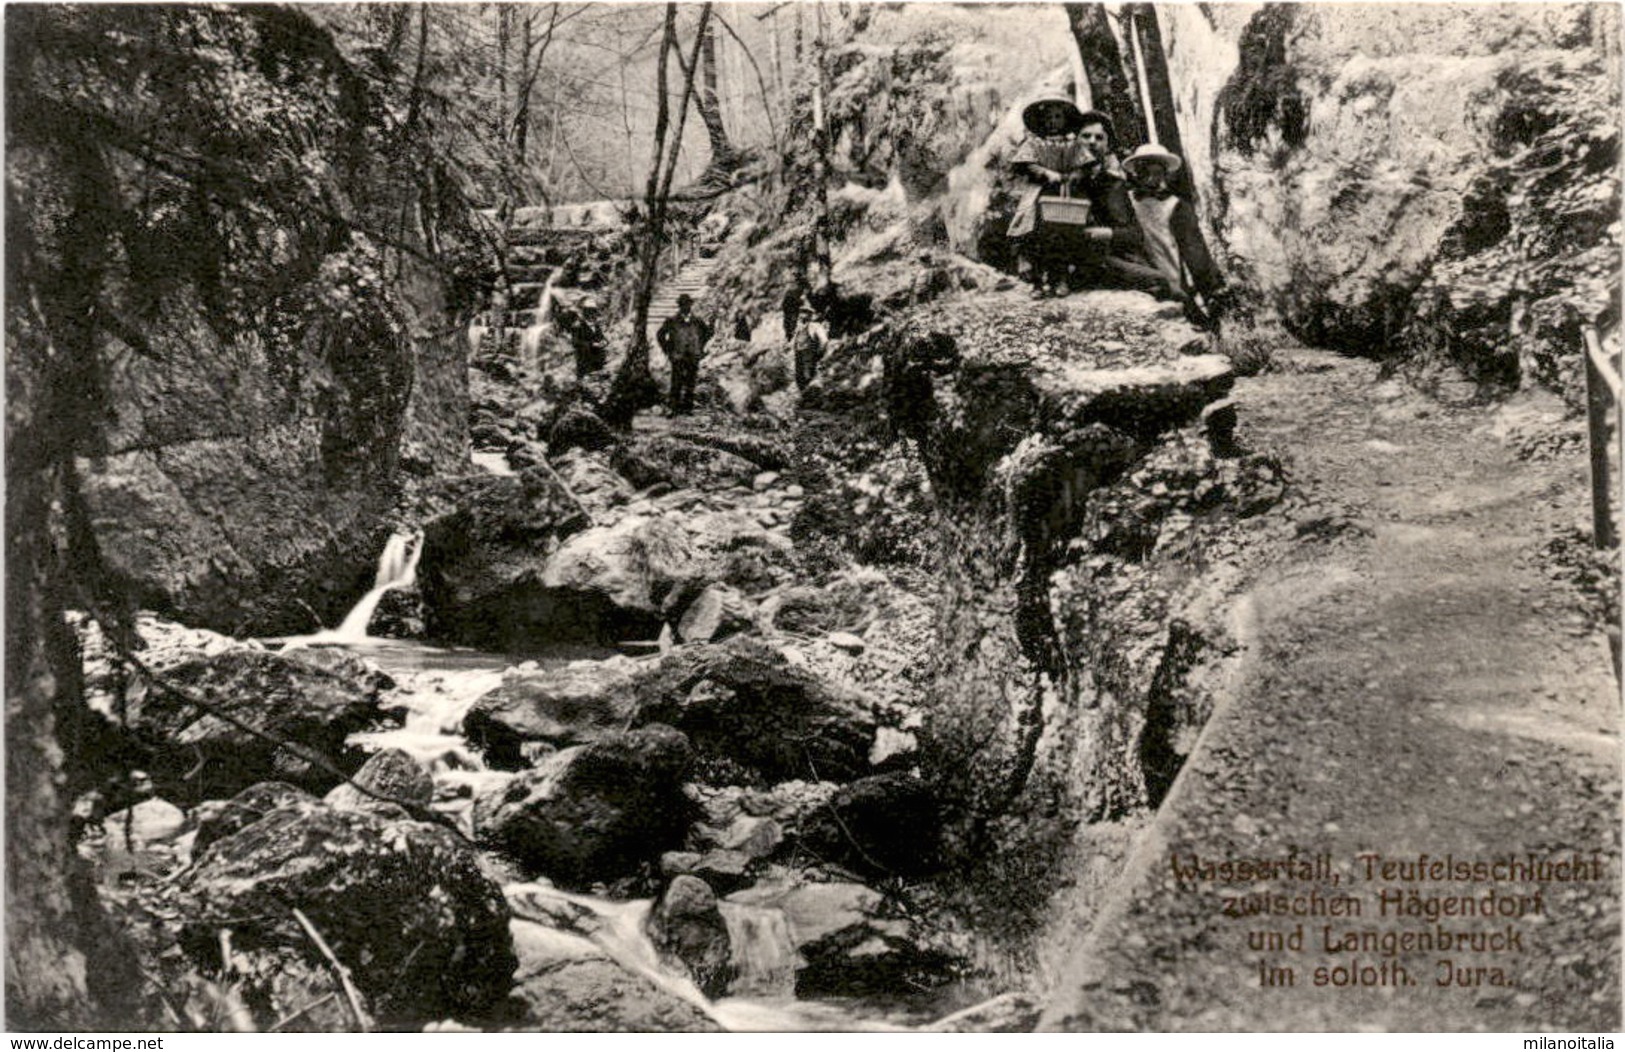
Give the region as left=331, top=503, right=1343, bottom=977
left=519, top=269, right=560, bottom=366
left=276, top=530, right=423, bottom=648
left=505, top=883, right=910, bottom=1033
left=718, top=903, right=799, bottom=999
left=467, top=269, right=559, bottom=369
left=267, top=540, right=938, bottom=1031
left=334, top=530, right=424, bottom=641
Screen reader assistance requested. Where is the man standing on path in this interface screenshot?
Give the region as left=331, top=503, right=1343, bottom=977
left=657, top=293, right=712, bottom=415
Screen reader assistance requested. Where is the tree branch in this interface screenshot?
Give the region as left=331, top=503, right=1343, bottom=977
left=291, top=908, right=372, bottom=1033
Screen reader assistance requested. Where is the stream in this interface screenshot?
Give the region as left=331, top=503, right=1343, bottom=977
left=275, top=534, right=932, bottom=1032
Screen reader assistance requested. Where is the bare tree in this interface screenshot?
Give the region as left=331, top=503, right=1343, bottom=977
left=668, top=12, right=738, bottom=177
left=809, top=0, right=833, bottom=290
left=602, top=2, right=714, bottom=429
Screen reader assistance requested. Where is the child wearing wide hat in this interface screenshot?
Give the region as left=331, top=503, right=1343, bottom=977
left=1121, top=142, right=1225, bottom=318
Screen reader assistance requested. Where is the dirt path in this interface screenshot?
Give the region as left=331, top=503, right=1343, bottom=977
left=1039, top=347, right=1621, bottom=1031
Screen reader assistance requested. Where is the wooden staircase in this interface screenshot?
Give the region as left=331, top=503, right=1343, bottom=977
left=646, top=254, right=723, bottom=339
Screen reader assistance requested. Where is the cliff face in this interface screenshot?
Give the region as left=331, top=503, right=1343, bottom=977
left=7, top=6, right=470, bottom=636
left=856, top=281, right=1276, bottom=950
left=1162, top=3, right=1620, bottom=387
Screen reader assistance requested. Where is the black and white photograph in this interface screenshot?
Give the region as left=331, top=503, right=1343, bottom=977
left=5, top=0, right=1621, bottom=1035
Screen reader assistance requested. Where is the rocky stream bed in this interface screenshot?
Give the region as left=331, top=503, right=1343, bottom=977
left=69, top=242, right=1279, bottom=1031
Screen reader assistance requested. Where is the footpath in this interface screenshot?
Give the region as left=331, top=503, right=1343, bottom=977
left=1039, top=346, right=1621, bottom=1032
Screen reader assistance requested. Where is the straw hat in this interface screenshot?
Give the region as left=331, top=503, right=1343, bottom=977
left=1021, top=95, right=1085, bottom=136
left=1122, top=142, right=1184, bottom=177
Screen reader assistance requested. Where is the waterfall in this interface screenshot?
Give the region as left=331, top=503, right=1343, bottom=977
left=719, top=902, right=799, bottom=999
left=331, top=530, right=423, bottom=641
left=507, top=884, right=719, bottom=1019
left=503, top=883, right=907, bottom=1032
left=518, top=269, right=560, bottom=368
left=467, top=267, right=560, bottom=363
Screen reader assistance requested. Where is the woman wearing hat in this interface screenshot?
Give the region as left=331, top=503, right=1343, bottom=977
left=1007, top=98, right=1146, bottom=298
left=1121, top=142, right=1224, bottom=318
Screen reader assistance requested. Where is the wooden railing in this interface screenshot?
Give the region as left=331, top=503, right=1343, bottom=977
left=1581, top=322, right=1620, bottom=550
left=1580, top=321, right=1620, bottom=681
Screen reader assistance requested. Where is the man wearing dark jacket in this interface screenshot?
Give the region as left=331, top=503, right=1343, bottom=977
left=656, top=293, right=712, bottom=415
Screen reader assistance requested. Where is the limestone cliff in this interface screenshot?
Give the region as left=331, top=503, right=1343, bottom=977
left=1161, top=3, right=1619, bottom=388
left=7, top=6, right=472, bottom=636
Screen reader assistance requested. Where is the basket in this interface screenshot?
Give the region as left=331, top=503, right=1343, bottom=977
left=1038, top=194, right=1093, bottom=226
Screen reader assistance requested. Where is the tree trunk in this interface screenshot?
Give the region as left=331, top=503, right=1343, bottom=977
left=809, top=0, right=833, bottom=290
left=1065, top=3, right=1144, bottom=152
left=1121, top=3, right=1198, bottom=202
left=619, top=60, right=637, bottom=195
left=603, top=3, right=713, bottom=430
left=6, top=253, right=142, bottom=1032
left=5, top=458, right=138, bottom=1030
left=514, top=9, right=532, bottom=166
left=770, top=8, right=786, bottom=118
left=699, top=20, right=735, bottom=169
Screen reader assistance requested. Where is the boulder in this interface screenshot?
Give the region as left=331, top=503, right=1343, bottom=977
left=463, top=659, right=640, bottom=768
left=114, top=646, right=390, bottom=804
left=679, top=511, right=797, bottom=592
left=536, top=515, right=700, bottom=643
left=647, top=875, right=734, bottom=999
left=324, top=748, right=434, bottom=816
left=799, top=773, right=942, bottom=879
left=154, top=801, right=516, bottom=1028
left=507, top=958, right=720, bottom=1033
left=658, top=848, right=755, bottom=895
left=664, top=428, right=792, bottom=472
left=630, top=638, right=879, bottom=784
left=101, top=797, right=187, bottom=851
left=550, top=448, right=636, bottom=513
left=692, top=851, right=754, bottom=895
left=719, top=815, right=784, bottom=861
left=546, top=404, right=619, bottom=454
left=610, top=434, right=760, bottom=491
left=414, top=467, right=593, bottom=649
left=675, top=584, right=755, bottom=644
left=725, top=881, right=958, bottom=1002
left=473, top=725, right=694, bottom=887
left=192, top=782, right=319, bottom=855
left=758, top=582, right=877, bottom=636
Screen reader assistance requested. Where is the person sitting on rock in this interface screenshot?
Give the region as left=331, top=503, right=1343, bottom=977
left=656, top=293, right=712, bottom=415
left=1122, top=142, right=1226, bottom=323
left=1008, top=100, right=1158, bottom=298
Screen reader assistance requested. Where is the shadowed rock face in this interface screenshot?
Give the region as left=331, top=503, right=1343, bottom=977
left=473, top=725, right=695, bottom=887
left=647, top=875, right=734, bottom=999
left=8, top=5, right=471, bottom=638
left=101, top=646, right=391, bottom=806
left=1162, top=3, right=1619, bottom=388
left=159, top=798, right=515, bottom=1029
left=628, top=637, right=880, bottom=785
left=818, top=283, right=1281, bottom=945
